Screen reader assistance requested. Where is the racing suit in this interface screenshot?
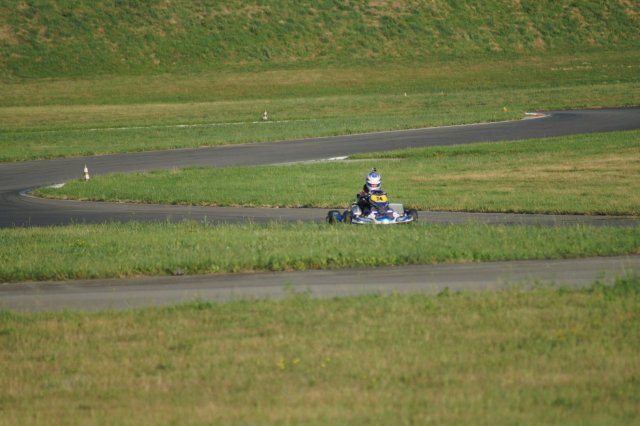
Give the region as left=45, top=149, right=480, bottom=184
left=356, top=184, right=376, bottom=216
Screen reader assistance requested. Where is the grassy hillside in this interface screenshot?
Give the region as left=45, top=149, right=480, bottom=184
left=1, top=0, right=638, bottom=78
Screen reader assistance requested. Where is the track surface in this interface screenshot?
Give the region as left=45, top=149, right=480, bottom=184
left=2, top=256, right=639, bottom=312
left=2, top=108, right=639, bottom=227
left=1, top=108, right=639, bottom=310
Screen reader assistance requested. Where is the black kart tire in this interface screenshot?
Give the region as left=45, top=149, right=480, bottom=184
left=407, top=209, right=418, bottom=221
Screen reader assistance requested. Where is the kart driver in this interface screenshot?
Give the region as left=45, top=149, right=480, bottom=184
left=357, top=168, right=382, bottom=216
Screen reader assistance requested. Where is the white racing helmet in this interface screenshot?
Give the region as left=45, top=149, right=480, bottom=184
left=365, top=169, right=382, bottom=191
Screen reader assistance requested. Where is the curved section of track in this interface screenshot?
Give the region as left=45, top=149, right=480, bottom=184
left=1, top=108, right=639, bottom=311
left=1, top=108, right=639, bottom=227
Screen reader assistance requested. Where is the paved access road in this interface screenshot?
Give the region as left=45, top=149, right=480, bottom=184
left=1, top=108, right=639, bottom=310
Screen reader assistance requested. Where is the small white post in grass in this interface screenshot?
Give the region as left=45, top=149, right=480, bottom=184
left=262, top=110, right=268, bottom=121
left=83, top=165, right=90, bottom=181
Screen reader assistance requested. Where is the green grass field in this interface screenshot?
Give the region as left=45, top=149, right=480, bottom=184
left=1, top=279, right=639, bottom=425
left=2, top=1, right=640, bottom=423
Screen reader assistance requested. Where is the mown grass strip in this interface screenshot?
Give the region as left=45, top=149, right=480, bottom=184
left=1, top=222, right=638, bottom=282
left=1, top=51, right=639, bottom=161
left=3, top=51, right=638, bottom=109
left=1, top=278, right=638, bottom=424
left=36, top=130, right=640, bottom=216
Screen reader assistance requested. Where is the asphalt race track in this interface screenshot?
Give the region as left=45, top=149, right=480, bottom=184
left=2, top=256, right=639, bottom=312
left=2, top=108, right=640, bottom=227
left=1, top=108, right=639, bottom=310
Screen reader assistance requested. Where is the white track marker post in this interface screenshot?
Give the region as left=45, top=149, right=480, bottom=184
left=83, top=165, right=90, bottom=181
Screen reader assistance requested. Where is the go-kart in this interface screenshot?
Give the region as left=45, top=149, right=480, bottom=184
left=326, top=190, right=418, bottom=225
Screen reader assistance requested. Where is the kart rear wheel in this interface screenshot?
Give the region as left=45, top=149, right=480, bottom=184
left=326, top=210, right=341, bottom=224
left=407, top=209, right=418, bottom=221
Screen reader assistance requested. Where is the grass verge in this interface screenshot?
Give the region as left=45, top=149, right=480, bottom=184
left=35, top=130, right=640, bottom=216
left=1, top=51, right=639, bottom=161
left=1, top=221, right=638, bottom=282
left=1, top=277, right=639, bottom=424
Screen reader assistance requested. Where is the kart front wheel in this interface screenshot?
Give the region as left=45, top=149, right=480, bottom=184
left=326, top=210, right=341, bottom=224
left=407, top=209, right=418, bottom=221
